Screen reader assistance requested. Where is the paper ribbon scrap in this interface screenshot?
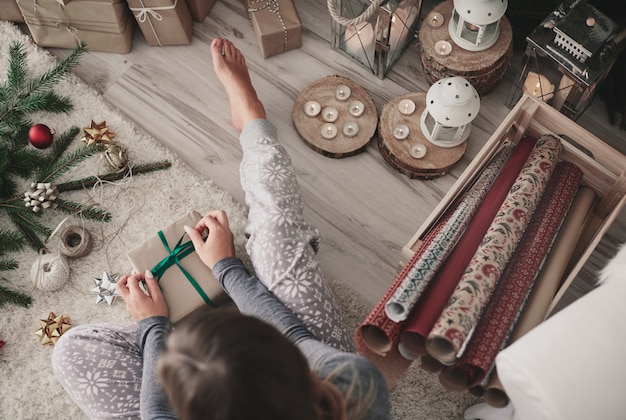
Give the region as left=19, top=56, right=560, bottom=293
left=91, top=272, right=119, bottom=305
left=248, top=0, right=288, bottom=53
left=35, top=312, right=71, bottom=345
left=151, top=231, right=216, bottom=307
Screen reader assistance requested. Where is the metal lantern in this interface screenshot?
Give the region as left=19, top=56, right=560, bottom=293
left=329, top=0, right=423, bottom=78
left=448, top=0, right=508, bottom=51
left=420, top=76, right=480, bottom=148
left=506, top=0, right=622, bottom=120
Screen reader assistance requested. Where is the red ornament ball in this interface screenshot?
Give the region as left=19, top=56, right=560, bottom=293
left=28, top=124, right=55, bottom=149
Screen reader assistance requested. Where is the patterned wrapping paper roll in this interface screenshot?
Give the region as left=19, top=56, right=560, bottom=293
left=426, top=135, right=563, bottom=365
left=400, top=136, right=539, bottom=357
left=440, top=161, right=583, bottom=389
left=483, top=186, right=597, bottom=408
left=356, top=142, right=515, bottom=355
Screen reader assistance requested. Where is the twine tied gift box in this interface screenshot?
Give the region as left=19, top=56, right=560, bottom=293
left=245, top=0, right=302, bottom=58
left=127, top=0, right=193, bottom=46
left=127, top=210, right=229, bottom=323
left=16, top=0, right=134, bottom=53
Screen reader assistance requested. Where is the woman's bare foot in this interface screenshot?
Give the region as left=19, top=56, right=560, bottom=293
left=211, top=38, right=266, bottom=132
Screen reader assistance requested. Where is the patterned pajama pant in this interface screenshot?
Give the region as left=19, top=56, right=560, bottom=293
left=52, top=119, right=353, bottom=418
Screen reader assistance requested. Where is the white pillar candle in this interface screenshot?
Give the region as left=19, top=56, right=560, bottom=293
left=322, top=107, right=339, bottom=123
left=304, top=101, right=321, bottom=117
left=348, top=101, right=365, bottom=117
left=321, top=123, right=338, bottom=139
left=393, top=124, right=410, bottom=140
left=398, top=99, right=416, bottom=115
left=335, top=85, right=351, bottom=101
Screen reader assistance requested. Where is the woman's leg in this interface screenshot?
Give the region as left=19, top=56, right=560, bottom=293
left=52, top=323, right=143, bottom=419
left=211, top=38, right=353, bottom=352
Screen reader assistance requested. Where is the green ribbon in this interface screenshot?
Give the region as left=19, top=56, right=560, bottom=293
left=151, top=231, right=216, bottom=308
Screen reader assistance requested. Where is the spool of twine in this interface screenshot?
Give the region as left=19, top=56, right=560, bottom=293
left=31, top=253, right=71, bottom=292
left=59, top=225, right=93, bottom=258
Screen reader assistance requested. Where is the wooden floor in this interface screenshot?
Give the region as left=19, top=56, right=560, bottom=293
left=46, top=0, right=626, bottom=313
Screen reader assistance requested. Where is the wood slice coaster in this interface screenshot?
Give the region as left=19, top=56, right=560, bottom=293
left=378, top=92, right=466, bottom=179
left=292, top=75, right=377, bottom=158
left=418, top=0, right=513, bottom=96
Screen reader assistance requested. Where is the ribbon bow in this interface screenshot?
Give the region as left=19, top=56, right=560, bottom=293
left=151, top=231, right=216, bottom=307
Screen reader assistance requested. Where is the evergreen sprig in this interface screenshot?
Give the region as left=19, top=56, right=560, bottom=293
left=0, top=284, right=32, bottom=308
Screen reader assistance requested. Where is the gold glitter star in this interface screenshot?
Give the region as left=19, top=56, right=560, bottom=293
left=81, top=120, right=116, bottom=146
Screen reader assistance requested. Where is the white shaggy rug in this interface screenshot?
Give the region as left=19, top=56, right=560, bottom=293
left=0, top=21, right=480, bottom=420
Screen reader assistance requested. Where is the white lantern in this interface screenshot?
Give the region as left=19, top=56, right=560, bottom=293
left=448, top=0, right=508, bottom=51
left=420, top=76, right=480, bottom=148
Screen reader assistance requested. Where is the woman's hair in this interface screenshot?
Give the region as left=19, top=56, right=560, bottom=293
left=158, top=307, right=350, bottom=420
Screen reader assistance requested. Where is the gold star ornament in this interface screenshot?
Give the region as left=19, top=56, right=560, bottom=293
left=81, top=120, right=116, bottom=146
left=34, top=312, right=72, bottom=345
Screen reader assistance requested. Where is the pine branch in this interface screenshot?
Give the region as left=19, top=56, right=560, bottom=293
left=54, top=198, right=112, bottom=222
left=7, top=207, right=50, bottom=251
left=25, top=41, right=86, bottom=96
left=7, top=42, right=27, bottom=95
left=0, top=259, right=19, bottom=271
left=15, top=91, right=73, bottom=115
left=0, top=284, right=32, bottom=308
left=0, top=230, right=25, bottom=254
left=48, top=126, right=80, bottom=162
left=56, top=160, right=172, bottom=192
left=38, top=143, right=100, bottom=183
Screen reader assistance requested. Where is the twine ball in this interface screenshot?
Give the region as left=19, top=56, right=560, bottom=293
left=58, top=225, right=93, bottom=258
left=31, top=253, right=70, bottom=292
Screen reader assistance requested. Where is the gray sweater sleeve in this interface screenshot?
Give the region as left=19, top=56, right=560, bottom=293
left=136, top=316, right=177, bottom=419
left=212, top=257, right=391, bottom=420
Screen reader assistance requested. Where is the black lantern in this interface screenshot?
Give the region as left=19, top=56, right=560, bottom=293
left=329, top=0, right=423, bottom=78
left=506, top=0, right=622, bottom=119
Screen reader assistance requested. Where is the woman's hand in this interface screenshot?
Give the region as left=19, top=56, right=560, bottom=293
left=117, top=270, right=169, bottom=321
left=184, top=209, right=236, bottom=270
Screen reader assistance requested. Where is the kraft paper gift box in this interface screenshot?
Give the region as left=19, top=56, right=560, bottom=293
left=127, top=0, right=193, bottom=46
left=127, top=210, right=229, bottom=323
left=245, top=0, right=301, bottom=58
left=16, top=0, right=133, bottom=53
left=0, top=0, right=25, bottom=22
left=186, top=0, right=217, bottom=22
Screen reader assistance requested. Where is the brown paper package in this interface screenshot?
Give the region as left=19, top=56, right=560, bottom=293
left=16, top=0, right=133, bottom=53
left=245, top=0, right=302, bottom=58
left=186, top=0, right=217, bottom=22
left=127, top=0, right=193, bottom=46
left=126, top=210, right=229, bottom=323
left=0, top=0, right=25, bottom=22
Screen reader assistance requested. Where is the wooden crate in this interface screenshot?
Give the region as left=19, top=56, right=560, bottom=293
left=401, top=93, right=626, bottom=313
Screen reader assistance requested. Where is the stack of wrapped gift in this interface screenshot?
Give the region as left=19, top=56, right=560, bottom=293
left=243, top=0, right=301, bottom=58
left=127, top=0, right=193, bottom=46
left=127, top=210, right=230, bottom=323
left=16, top=0, right=133, bottom=53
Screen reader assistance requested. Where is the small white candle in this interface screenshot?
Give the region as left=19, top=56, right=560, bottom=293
left=398, top=99, right=416, bottom=115
left=409, top=143, right=427, bottom=159
left=348, top=101, right=365, bottom=117
left=434, top=40, right=452, bottom=56
left=427, top=12, right=444, bottom=28
left=342, top=122, right=359, bottom=137
left=304, top=101, right=321, bottom=117
left=322, top=107, right=339, bottom=123
left=393, top=124, right=410, bottom=140
left=321, top=123, right=337, bottom=139
left=335, top=85, right=352, bottom=101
